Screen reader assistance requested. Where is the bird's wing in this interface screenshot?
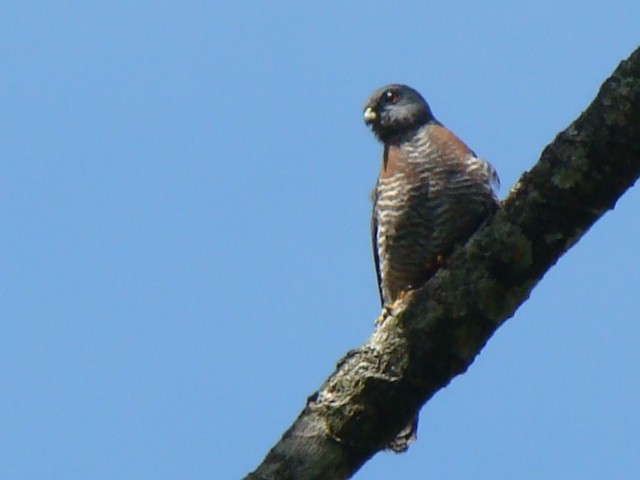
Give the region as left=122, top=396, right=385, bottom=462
left=370, top=186, right=384, bottom=306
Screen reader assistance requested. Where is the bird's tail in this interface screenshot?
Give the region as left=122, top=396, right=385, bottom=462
left=386, top=414, right=418, bottom=453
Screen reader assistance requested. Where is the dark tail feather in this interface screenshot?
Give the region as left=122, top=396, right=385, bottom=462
left=386, top=414, right=418, bottom=453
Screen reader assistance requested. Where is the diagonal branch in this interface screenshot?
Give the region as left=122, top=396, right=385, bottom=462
left=244, top=46, right=640, bottom=480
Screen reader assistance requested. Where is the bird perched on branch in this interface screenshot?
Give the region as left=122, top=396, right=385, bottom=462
left=363, top=84, right=500, bottom=452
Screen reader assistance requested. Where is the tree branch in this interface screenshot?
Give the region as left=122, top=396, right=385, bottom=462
left=244, top=46, right=640, bottom=480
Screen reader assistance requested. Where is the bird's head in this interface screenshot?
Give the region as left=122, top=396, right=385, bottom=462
left=363, top=84, right=435, bottom=143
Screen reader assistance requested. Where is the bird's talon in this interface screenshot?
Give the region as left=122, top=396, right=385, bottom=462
left=375, top=305, right=393, bottom=325
left=426, top=254, right=447, bottom=275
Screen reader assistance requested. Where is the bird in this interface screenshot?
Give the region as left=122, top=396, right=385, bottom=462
left=363, top=84, right=500, bottom=452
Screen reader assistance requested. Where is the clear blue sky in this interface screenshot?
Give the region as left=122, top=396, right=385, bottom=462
left=2, top=2, right=639, bottom=479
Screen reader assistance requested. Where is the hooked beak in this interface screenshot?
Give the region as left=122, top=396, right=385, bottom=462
left=363, top=107, right=377, bottom=124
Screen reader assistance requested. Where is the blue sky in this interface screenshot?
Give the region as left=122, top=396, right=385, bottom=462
left=2, top=2, right=639, bottom=479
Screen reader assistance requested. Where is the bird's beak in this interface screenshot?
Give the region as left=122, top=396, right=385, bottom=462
left=364, top=107, right=378, bottom=124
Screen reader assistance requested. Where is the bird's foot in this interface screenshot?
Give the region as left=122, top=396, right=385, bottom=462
left=426, top=254, right=446, bottom=275
left=375, top=305, right=394, bottom=325
left=375, top=289, right=412, bottom=326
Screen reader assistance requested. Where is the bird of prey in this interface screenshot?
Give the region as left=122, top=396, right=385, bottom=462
left=363, top=84, right=500, bottom=452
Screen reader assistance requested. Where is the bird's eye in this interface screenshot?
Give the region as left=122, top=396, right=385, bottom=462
left=384, top=90, right=400, bottom=104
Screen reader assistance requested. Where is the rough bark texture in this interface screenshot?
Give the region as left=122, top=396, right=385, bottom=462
left=244, top=47, right=640, bottom=480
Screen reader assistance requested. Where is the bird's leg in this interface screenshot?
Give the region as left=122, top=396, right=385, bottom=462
left=396, top=289, right=410, bottom=302
left=375, top=288, right=414, bottom=325
left=426, top=253, right=447, bottom=276
left=378, top=255, right=448, bottom=327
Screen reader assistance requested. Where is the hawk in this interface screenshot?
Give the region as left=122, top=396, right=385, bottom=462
left=363, top=84, right=500, bottom=451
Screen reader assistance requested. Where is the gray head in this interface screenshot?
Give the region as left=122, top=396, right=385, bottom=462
left=363, top=84, right=435, bottom=142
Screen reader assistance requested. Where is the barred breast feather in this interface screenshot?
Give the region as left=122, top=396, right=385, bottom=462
left=372, top=123, right=499, bottom=306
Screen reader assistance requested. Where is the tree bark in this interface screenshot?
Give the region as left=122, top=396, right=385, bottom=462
left=244, top=46, right=640, bottom=480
